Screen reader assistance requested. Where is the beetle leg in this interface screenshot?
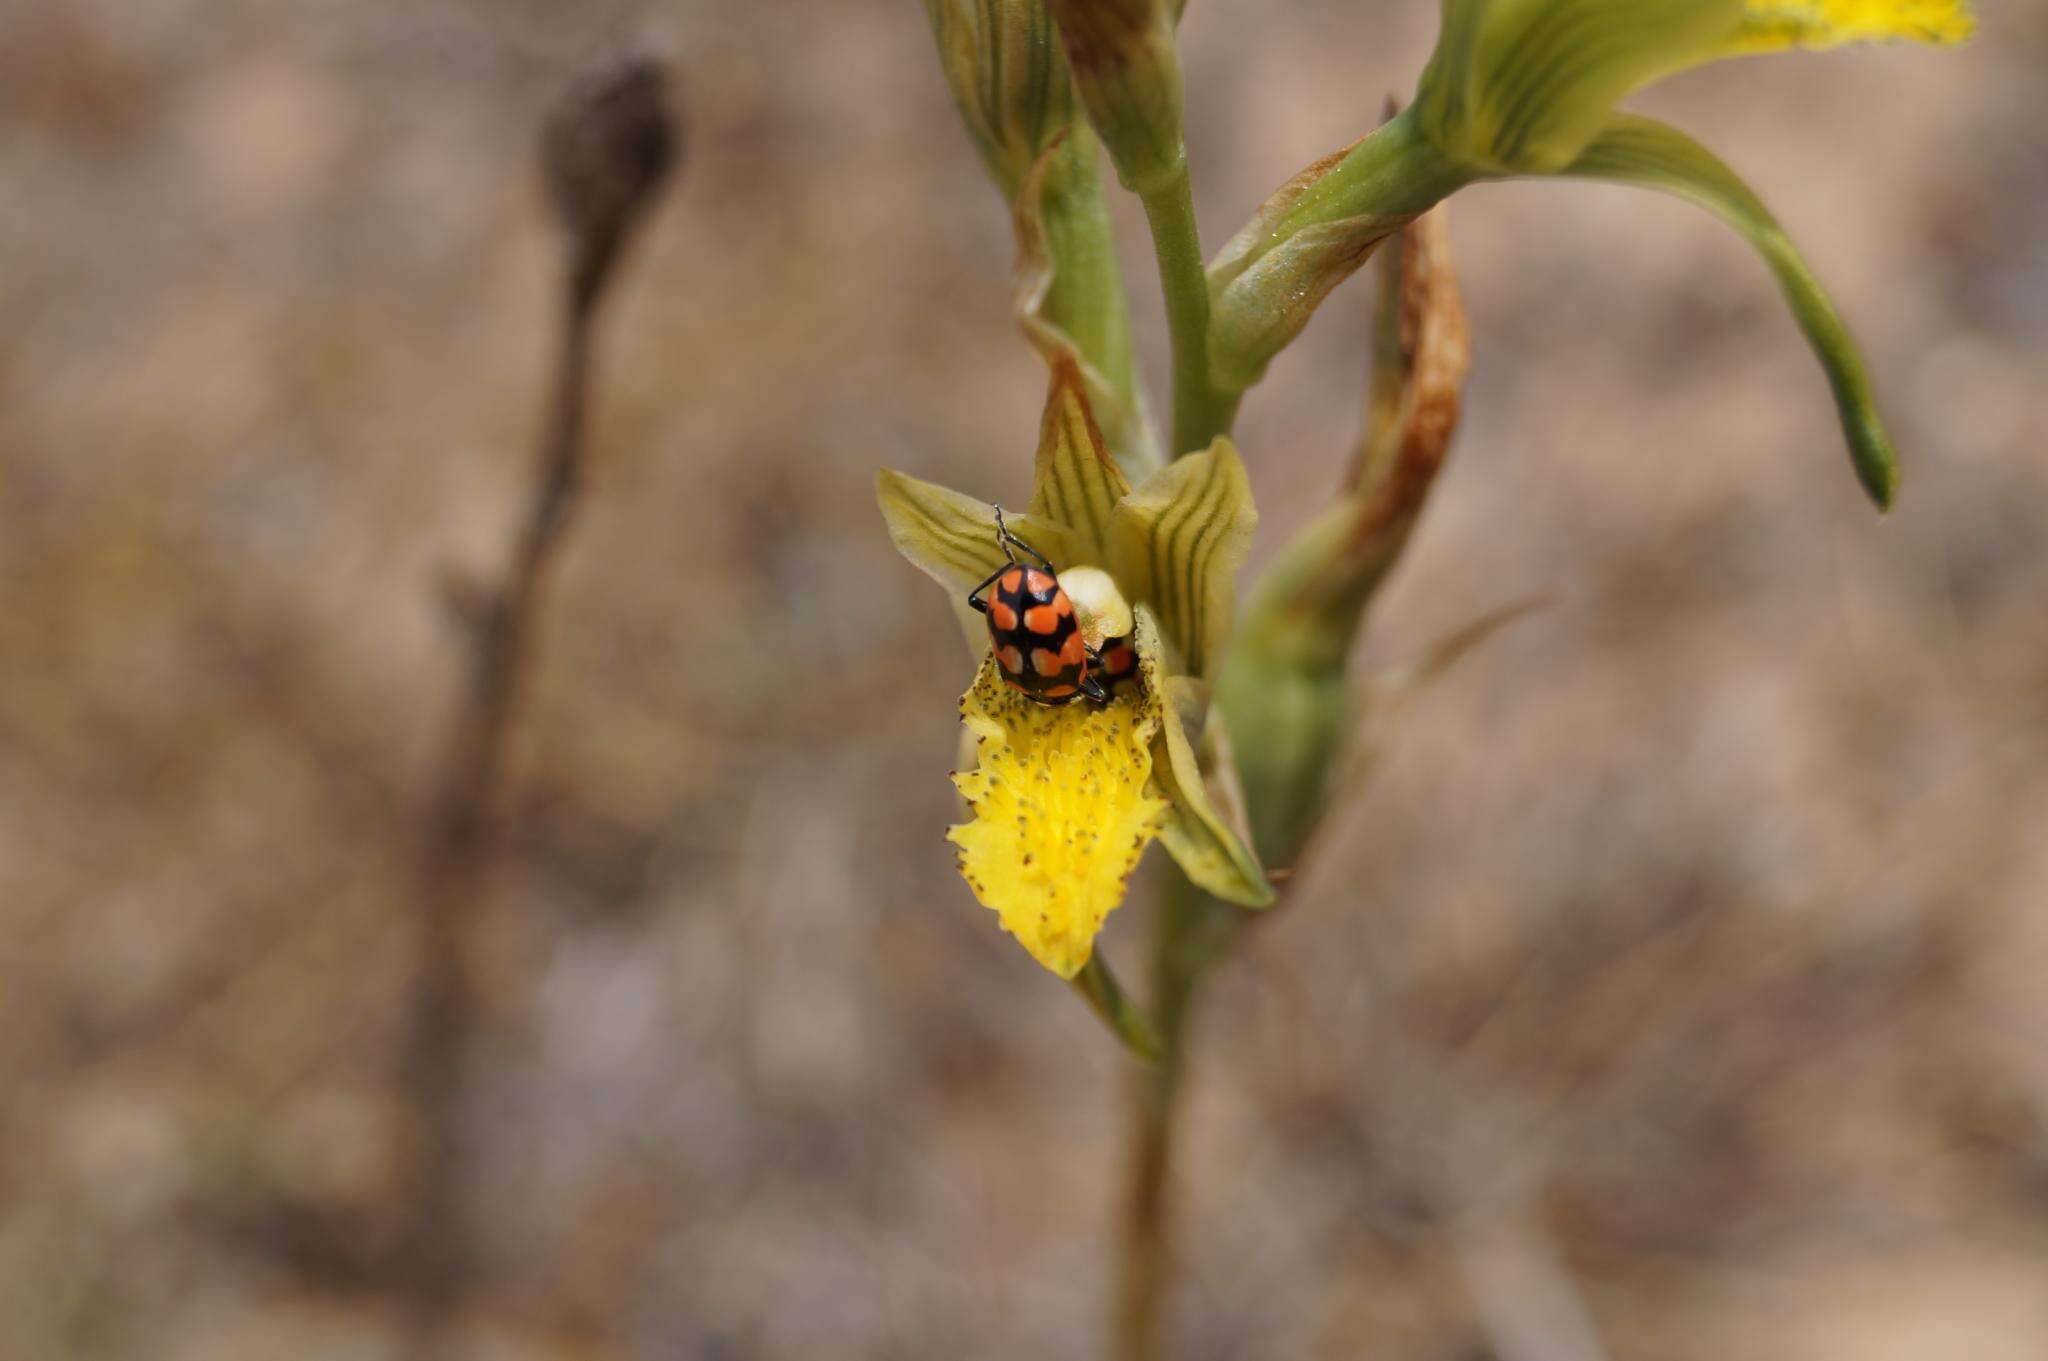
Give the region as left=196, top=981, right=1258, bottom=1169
left=1080, top=672, right=1110, bottom=706
left=965, top=564, right=1008, bottom=615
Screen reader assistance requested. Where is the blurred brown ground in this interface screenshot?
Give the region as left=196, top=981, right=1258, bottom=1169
left=2, top=2, right=2046, bottom=1358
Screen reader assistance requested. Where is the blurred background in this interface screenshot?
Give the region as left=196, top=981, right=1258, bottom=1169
left=3, top=1, right=2045, bottom=1358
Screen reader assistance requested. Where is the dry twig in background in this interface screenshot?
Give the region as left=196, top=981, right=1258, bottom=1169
left=400, top=57, right=677, bottom=1358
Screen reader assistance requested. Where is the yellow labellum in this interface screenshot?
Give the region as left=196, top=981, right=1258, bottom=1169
left=1730, top=0, right=1974, bottom=51
left=949, top=656, right=1167, bottom=979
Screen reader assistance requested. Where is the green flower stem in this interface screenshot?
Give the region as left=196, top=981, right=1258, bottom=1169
left=1139, top=167, right=1238, bottom=456
left=1042, top=125, right=1143, bottom=428
left=1118, top=868, right=1240, bottom=1360
left=1074, top=952, right=1165, bottom=1065
left=1100, top=92, right=1251, bottom=1357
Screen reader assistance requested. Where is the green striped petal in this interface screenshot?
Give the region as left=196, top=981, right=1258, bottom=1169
left=1110, top=436, right=1257, bottom=679
left=876, top=468, right=1075, bottom=596
left=1028, top=357, right=1133, bottom=566
left=1415, top=0, right=1742, bottom=174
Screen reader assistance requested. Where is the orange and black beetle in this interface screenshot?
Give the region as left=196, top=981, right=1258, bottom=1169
left=968, top=507, right=1135, bottom=706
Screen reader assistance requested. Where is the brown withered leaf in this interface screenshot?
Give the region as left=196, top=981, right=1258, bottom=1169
left=1346, top=205, right=1471, bottom=530
left=1256, top=203, right=1470, bottom=630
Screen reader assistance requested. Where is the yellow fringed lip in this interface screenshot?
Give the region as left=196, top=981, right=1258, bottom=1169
left=1729, top=0, right=1975, bottom=52
left=948, top=653, right=1168, bottom=979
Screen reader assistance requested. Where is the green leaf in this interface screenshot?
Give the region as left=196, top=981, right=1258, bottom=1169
left=1110, top=437, right=1257, bottom=679
left=1027, top=358, right=1132, bottom=566
left=1559, top=113, right=1900, bottom=509
left=875, top=468, right=1073, bottom=597
left=1135, top=609, right=1273, bottom=908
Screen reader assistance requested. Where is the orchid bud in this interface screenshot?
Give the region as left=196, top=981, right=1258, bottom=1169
left=542, top=58, right=677, bottom=308
left=1046, top=0, right=1186, bottom=194
left=922, top=0, right=1077, bottom=200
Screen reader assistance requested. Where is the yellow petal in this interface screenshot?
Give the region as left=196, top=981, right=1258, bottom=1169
left=948, top=656, right=1168, bottom=978
left=875, top=467, right=1072, bottom=598
left=1726, top=0, right=1975, bottom=52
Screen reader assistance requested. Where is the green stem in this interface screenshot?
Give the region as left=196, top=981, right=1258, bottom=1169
left=1098, top=90, right=1240, bottom=1361
left=1117, top=869, right=1240, bottom=1360
left=1074, top=953, right=1165, bottom=1065
left=1139, top=167, right=1237, bottom=457
left=1042, top=125, right=1142, bottom=440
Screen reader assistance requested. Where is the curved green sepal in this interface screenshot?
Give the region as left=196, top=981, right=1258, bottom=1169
left=1559, top=113, right=1900, bottom=509
left=1136, top=609, right=1274, bottom=908
left=1110, top=437, right=1257, bottom=678
left=1028, top=358, right=1133, bottom=566
left=876, top=467, right=1073, bottom=597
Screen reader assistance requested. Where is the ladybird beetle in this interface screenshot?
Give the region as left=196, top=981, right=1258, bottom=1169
left=1093, top=633, right=1140, bottom=695
left=967, top=506, right=1111, bottom=706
